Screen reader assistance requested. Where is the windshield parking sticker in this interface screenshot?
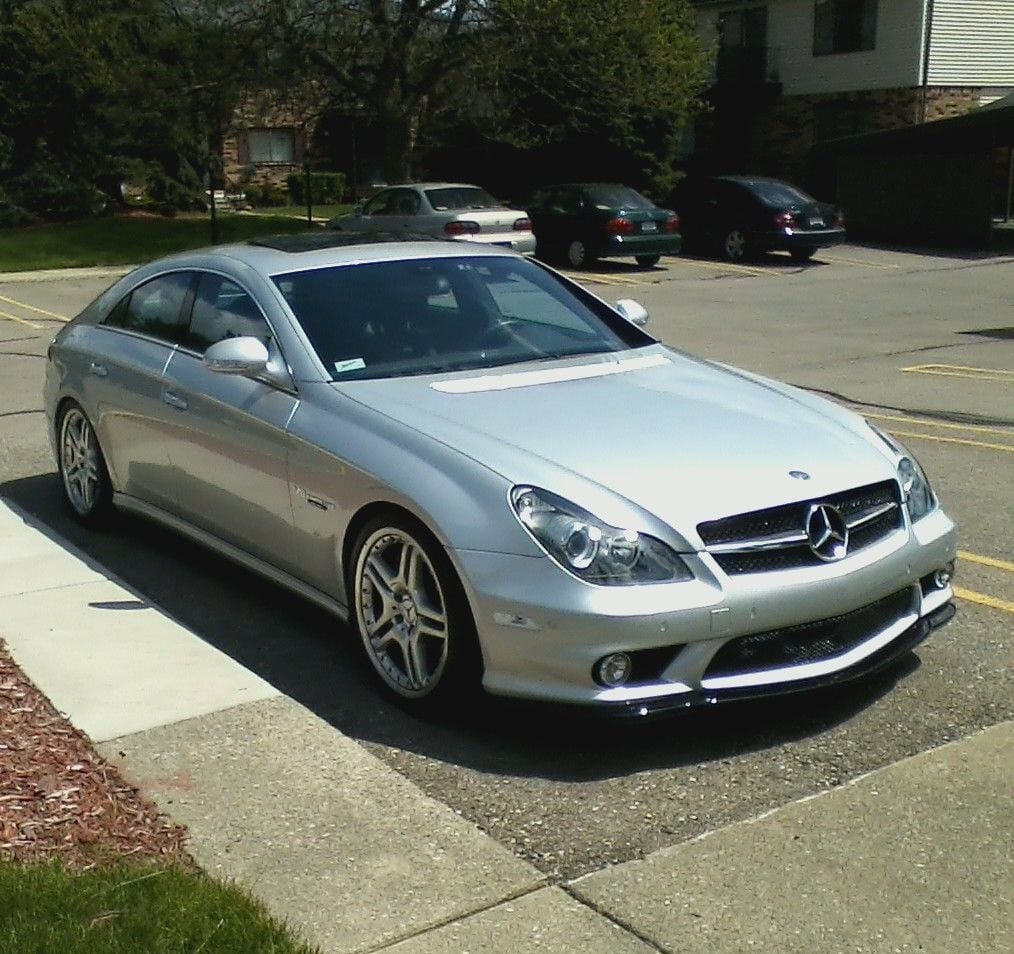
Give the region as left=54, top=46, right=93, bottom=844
left=334, top=358, right=366, bottom=374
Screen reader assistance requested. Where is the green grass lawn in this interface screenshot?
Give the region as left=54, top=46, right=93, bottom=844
left=0, top=859, right=319, bottom=954
left=265, top=203, right=353, bottom=221
left=0, top=213, right=323, bottom=273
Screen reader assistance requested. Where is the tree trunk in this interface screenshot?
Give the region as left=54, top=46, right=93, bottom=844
left=379, top=110, right=417, bottom=184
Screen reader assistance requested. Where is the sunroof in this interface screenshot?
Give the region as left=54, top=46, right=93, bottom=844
left=248, top=231, right=444, bottom=253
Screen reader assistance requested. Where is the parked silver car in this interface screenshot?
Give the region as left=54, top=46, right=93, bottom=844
left=44, top=234, right=956, bottom=715
left=327, top=182, right=536, bottom=254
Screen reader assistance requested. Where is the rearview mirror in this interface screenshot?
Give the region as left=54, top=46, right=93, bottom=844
left=614, top=299, right=649, bottom=327
left=203, top=337, right=269, bottom=375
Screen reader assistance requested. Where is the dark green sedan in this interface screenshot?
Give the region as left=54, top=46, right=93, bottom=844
left=526, top=183, right=682, bottom=268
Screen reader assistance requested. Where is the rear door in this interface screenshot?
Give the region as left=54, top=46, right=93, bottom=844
left=87, top=270, right=194, bottom=512
left=161, top=271, right=301, bottom=576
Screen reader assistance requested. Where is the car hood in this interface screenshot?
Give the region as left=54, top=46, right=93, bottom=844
left=335, top=346, right=895, bottom=546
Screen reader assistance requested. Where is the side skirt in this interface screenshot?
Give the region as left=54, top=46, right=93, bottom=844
left=112, top=493, right=350, bottom=624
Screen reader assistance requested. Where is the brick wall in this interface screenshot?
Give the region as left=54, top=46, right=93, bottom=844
left=750, top=86, right=983, bottom=181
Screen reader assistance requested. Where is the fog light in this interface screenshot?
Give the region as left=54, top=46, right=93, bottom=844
left=934, top=563, right=954, bottom=589
left=595, top=652, right=633, bottom=687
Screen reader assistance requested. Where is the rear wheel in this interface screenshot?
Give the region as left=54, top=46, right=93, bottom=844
left=635, top=254, right=660, bottom=268
left=722, top=228, right=750, bottom=262
left=57, top=403, right=111, bottom=524
left=566, top=238, right=595, bottom=269
left=790, top=247, right=817, bottom=262
left=350, top=514, right=481, bottom=714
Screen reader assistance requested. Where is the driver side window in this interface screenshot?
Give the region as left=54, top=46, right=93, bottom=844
left=185, top=274, right=273, bottom=354
left=363, top=190, right=395, bottom=216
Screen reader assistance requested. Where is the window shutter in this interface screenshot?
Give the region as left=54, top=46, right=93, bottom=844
left=293, top=128, right=305, bottom=166
left=237, top=132, right=250, bottom=165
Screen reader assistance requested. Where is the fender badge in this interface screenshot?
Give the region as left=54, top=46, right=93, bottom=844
left=789, top=470, right=811, bottom=480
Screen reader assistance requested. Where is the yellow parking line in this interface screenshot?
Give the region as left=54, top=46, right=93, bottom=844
left=674, top=258, right=773, bottom=278
left=866, top=412, right=1014, bottom=437
left=888, top=429, right=1014, bottom=453
left=902, top=363, right=1014, bottom=382
left=817, top=254, right=899, bottom=269
left=0, top=293, right=68, bottom=322
left=0, top=308, right=42, bottom=330
left=954, top=587, right=1014, bottom=615
left=958, top=550, right=1014, bottom=574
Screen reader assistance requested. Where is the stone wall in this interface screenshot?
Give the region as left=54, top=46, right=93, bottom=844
left=221, top=92, right=323, bottom=192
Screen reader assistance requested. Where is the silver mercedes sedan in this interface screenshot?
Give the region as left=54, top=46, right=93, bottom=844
left=44, top=233, right=957, bottom=716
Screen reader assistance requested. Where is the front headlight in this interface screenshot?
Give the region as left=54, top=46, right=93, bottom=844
left=868, top=423, right=937, bottom=521
left=511, top=487, right=692, bottom=585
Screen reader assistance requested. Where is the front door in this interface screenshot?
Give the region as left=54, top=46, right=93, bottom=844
left=161, top=272, right=301, bottom=576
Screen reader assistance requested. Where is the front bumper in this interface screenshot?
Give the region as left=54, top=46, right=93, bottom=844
left=452, top=508, right=956, bottom=709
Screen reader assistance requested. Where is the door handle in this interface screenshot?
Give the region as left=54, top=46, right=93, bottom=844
left=89, top=361, right=108, bottom=378
left=163, top=390, right=188, bottom=411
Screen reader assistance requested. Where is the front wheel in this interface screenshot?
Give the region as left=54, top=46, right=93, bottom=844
left=57, top=402, right=112, bottom=525
left=351, top=515, right=481, bottom=713
left=635, top=254, right=660, bottom=268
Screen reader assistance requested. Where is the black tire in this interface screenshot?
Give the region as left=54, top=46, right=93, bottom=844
left=722, top=227, right=750, bottom=262
left=57, top=402, right=112, bottom=525
left=349, top=512, right=482, bottom=714
left=790, top=247, right=817, bottom=262
left=635, top=254, right=661, bottom=268
left=565, top=238, right=595, bottom=269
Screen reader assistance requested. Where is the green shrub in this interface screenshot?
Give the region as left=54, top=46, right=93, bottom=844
left=287, top=171, right=347, bottom=205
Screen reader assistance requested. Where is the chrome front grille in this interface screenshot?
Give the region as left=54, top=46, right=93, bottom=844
left=698, top=480, right=903, bottom=575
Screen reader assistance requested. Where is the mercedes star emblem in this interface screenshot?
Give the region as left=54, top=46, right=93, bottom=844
left=805, top=503, right=848, bottom=562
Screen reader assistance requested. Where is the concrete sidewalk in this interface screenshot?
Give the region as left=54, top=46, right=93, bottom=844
left=2, top=496, right=1011, bottom=953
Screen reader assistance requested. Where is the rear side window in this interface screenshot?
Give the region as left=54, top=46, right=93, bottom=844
left=185, top=274, right=273, bottom=353
left=103, top=272, right=193, bottom=344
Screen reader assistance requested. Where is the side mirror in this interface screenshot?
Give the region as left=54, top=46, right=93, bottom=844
left=203, top=336, right=269, bottom=375
left=614, top=299, right=649, bottom=327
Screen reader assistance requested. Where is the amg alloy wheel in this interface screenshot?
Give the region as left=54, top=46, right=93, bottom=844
left=352, top=516, right=479, bottom=710
left=58, top=403, right=111, bottom=523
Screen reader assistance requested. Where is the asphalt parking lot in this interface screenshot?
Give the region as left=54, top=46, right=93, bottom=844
left=1, top=243, right=1012, bottom=884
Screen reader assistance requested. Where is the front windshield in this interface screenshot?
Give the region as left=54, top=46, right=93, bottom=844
left=273, top=256, right=650, bottom=381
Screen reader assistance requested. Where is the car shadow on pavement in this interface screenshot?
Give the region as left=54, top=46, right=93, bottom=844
left=2, top=473, right=920, bottom=784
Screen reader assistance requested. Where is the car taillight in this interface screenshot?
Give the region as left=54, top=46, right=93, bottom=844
left=605, top=217, right=636, bottom=235
left=513, top=217, right=532, bottom=232
left=773, top=211, right=795, bottom=229
left=664, top=214, right=680, bottom=234
left=444, top=220, right=480, bottom=236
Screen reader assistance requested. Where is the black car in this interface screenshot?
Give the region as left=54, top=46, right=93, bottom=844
left=668, top=176, right=846, bottom=262
left=526, top=183, right=682, bottom=269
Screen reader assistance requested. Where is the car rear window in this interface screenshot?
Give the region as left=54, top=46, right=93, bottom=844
left=424, top=187, right=503, bottom=211
left=740, top=180, right=815, bottom=206
left=584, top=186, right=655, bottom=210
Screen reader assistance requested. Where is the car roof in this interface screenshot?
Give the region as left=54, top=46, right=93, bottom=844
left=147, top=232, right=522, bottom=278
left=383, top=182, right=492, bottom=191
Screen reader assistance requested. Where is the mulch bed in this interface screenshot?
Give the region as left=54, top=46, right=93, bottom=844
left=0, top=640, right=187, bottom=868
